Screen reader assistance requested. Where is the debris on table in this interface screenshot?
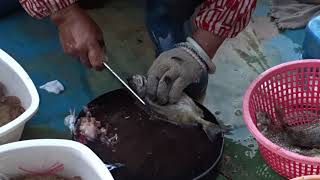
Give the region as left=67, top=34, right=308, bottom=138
left=105, top=163, right=125, bottom=171
left=64, top=109, right=77, bottom=134
left=0, top=82, right=25, bottom=127
left=256, top=109, right=320, bottom=157
left=74, top=107, right=119, bottom=148
left=78, top=113, right=101, bottom=143
left=39, top=80, right=64, bottom=94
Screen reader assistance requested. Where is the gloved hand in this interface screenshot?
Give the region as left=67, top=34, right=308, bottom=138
left=146, top=42, right=214, bottom=105
left=51, top=4, right=106, bottom=70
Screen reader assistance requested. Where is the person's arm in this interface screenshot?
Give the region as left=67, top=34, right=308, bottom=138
left=19, top=0, right=77, bottom=19
left=146, top=0, right=257, bottom=104
left=19, top=0, right=105, bottom=70
left=192, top=0, right=257, bottom=58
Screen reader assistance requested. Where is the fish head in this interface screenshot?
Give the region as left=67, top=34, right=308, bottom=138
left=127, top=74, right=147, bottom=98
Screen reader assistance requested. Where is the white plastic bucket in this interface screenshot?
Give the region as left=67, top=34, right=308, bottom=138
left=0, top=49, right=39, bottom=144
left=0, top=139, right=114, bottom=180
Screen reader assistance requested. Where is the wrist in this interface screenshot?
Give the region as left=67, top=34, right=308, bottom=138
left=50, top=3, right=81, bottom=26
left=191, top=29, right=225, bottom=59
left=175, top=40, right=216, bottom=74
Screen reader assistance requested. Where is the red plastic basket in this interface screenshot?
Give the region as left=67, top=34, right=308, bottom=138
left=243, top=60, right=320, bottom=179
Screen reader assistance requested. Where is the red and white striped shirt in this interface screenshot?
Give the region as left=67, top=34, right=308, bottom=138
left=19, top=0, right=256, bottom=38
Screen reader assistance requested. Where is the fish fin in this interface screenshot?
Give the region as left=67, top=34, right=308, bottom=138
left=196, top=105, right=205, bottom=118
left=201, top=119, right=222, bottom=142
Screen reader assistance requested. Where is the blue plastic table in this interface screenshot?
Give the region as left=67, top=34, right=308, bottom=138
left=0, top=1, right=308, bottom=179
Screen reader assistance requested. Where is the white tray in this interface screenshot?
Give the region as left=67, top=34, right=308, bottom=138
left=0, top=139, right=114, bottom=180
left=0, top=49, right=39, bottom=144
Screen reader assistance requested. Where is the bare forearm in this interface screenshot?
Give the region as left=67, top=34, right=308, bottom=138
left=192, top=0, right=257, bottom=59
left=50, top=3, right=81, bottom=25
left=192, top=29, right=225, bottom=59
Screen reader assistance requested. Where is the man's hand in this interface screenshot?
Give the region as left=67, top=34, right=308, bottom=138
left=146, top=47, right=206, bottom=105
left=51, top=4, right=105, bottom=70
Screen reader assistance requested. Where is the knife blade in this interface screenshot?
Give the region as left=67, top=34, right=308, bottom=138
left=103, top=62, right=146, bottom=105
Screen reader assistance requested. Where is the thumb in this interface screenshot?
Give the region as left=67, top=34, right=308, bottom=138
left=88, top=41, right=106, bottom=71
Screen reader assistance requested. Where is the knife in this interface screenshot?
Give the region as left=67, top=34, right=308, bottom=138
left=103, top=62, right=146, bottom=105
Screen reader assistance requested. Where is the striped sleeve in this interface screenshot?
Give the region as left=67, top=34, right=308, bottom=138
left=195, top=0, right=257, bottom=38
left=19, top=0, right=77, bottom=19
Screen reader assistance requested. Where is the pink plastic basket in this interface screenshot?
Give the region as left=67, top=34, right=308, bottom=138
left=243, top=60, right=320, bottom=179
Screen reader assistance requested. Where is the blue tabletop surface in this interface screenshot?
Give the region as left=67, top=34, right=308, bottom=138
left=0, top=1, right=311, bottom=179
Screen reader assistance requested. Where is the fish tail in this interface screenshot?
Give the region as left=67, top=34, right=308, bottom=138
left=197, top=117, right=222, bottom=142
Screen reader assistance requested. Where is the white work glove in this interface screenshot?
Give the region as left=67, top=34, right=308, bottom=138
left=146, top=37, right=215, bottom=105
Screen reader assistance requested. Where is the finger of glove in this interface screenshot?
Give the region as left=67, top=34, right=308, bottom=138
left=157, top=69, right=180, bottom=105
left=169, top=77, right=189, bottom=104
left=147, top=64, right=169, bottom=101
left=146, top=74, right=160, bottom=101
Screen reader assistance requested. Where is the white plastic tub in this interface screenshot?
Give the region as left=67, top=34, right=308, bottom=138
left=0, top=139, right=114, bottom=180
left=0, top=49, right=39, bottom=144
